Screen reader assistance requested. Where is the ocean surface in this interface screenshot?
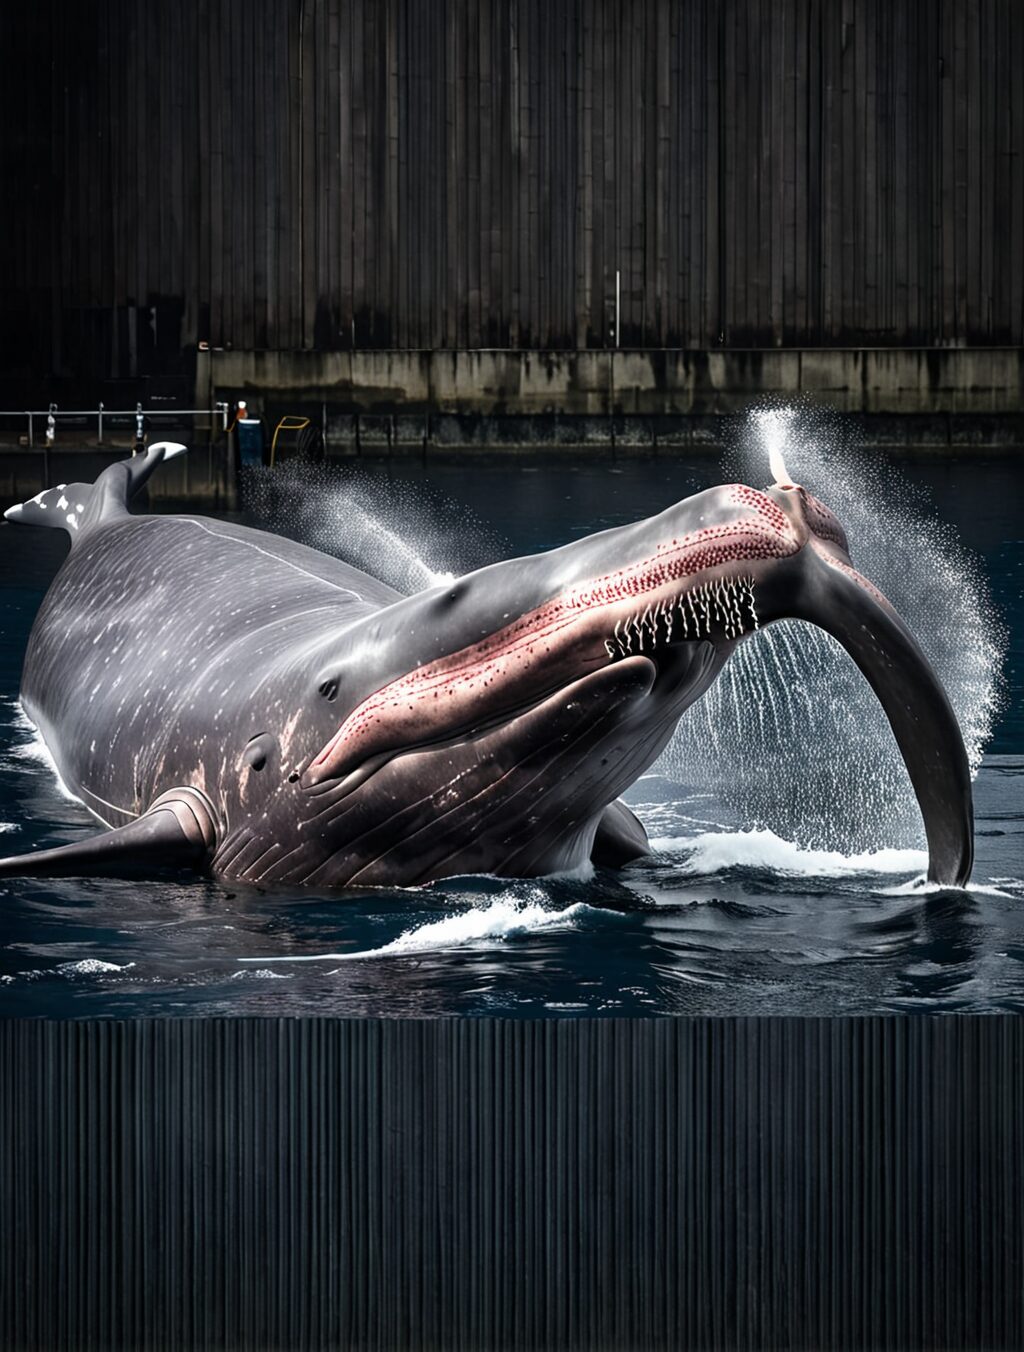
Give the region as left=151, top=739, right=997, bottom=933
left=1, top=434, right=1021, bottom=1017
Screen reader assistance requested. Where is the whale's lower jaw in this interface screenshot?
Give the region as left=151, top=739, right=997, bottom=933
left=213, top=646, right=721, bottom=888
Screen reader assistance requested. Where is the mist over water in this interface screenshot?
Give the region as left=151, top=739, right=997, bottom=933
left=660, top=405, right=1006, bottom=853
left=241, top=460, right=506, bottom=593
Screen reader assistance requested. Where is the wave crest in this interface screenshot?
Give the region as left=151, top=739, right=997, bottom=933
left=652, top=828, right=927, bottom=878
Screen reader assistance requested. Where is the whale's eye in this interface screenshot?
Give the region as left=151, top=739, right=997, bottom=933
left=243, top=732, right=276, bottom=772
left=319, top=678, right=339, bottom=702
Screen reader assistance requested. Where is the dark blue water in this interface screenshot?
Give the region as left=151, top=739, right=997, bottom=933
left=1, top=447, right=1021, bottom=1016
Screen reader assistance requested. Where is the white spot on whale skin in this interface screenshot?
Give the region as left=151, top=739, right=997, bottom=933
left=56, top=495, right=69, bottom=511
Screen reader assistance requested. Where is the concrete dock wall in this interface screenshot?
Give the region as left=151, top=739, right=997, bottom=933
left=1, top=345, right=1019, bottom=508
left=206, top=347, right=1024, bottom=419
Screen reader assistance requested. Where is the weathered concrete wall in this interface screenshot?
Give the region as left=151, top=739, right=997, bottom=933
left=204, top=348, right=1024, bottom=419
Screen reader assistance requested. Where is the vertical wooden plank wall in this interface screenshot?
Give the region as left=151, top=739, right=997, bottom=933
left=2, top=0, right=1023, bottom=380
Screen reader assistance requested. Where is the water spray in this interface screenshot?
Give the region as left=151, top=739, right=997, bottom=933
left=657, top=404, right=1005, bottom=854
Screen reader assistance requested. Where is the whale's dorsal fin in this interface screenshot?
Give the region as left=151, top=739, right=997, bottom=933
left=3, top=442, right=187, bottom=540
left=0, top=785, right=216, bottom=880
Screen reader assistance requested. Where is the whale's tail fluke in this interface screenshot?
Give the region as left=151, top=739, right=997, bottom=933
left=757, top=544, right=974, bottom=887
left=3, top=442, right=188, bottom=540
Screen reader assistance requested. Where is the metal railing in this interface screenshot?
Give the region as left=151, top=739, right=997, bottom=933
left=0, top=402, right=231, bottom=449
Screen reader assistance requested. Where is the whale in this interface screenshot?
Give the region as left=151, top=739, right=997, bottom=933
left=0, top=443, right=973, bottom=887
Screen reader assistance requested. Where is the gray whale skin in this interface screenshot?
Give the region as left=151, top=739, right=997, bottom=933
left=0, top=444, right=973, bottom=888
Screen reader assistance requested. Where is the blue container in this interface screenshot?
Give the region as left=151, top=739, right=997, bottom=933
left=236, top=418, right=264, bottom=467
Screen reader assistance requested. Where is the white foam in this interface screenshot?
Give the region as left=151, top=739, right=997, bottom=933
left=9, top=705, right=83, bottom=805
left=353, top=899, right=593, bottom=958
left=229, top=968, right=293, bottom=980
left=56, top=958, right=134, bottom=975
left=877, top=876, right=1014, bottom=899
left=242, top=895, right=599, bottom=965
left=652, top=827, right=927, bottom=877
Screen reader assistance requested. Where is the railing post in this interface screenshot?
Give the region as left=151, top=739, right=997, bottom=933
left=97, top=402, right=104, bottom=444
left=44, top=403, right=56, bottom=488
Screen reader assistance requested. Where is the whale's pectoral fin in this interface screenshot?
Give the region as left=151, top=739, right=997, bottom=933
left=0, top=787, right=216, bottom=880
left=590, top=800, right=650, bottom=867
left=3, top=442, right=187, bottom=539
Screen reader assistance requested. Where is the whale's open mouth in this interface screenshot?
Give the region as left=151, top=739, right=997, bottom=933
left=303, top=487, right=803, bottom=790
left=603, top=575, right=759, bottom=658
left=303, top=655, right=662, bottom=804
left=303, top=568, right=756, bottom=796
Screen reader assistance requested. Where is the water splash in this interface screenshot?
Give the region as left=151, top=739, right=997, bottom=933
left=650, top=828, right=928, bottom=878
left=658, top=403, right=1006, bottom=853
left=56, top=959, right=135, bottom=976
left=242, top=460, right=507, bottom=595
left=335, top=500, right=453, bottom=591
left=8, top=701, right=83, bottom=804
left=240, top=891, right=601, bottom=963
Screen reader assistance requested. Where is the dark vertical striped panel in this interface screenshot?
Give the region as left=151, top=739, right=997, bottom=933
left=2, top=1016, right=1023, bottom=1351
left=2, top=0, right=1023, bottom=384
